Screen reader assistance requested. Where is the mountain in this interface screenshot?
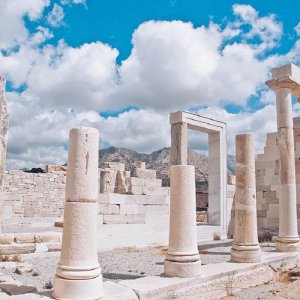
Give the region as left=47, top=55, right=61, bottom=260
left=99, top=147, right=235, bottom=187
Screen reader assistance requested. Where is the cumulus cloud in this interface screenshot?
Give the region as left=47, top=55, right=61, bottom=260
left=1, top=3, right=299, bottom=169
left=47, top=4, right=65, bottom=27
left=0, top=0, right=50, bottom=49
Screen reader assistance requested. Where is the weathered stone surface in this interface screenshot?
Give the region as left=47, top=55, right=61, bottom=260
left=0, top=234, right=14, bottom=245
left=264, top=66, right=300, bottom=251
left=0, top=283, right=37, bottom=295
left=53, top=127, right=102, bottom=300
left=0, top=243, right=36, bottom=255
left=165, top=165, right=201, bottom=278
left=231, top=134, right=261, bottom=263
left=0, top=76, right=9, bottom=234
left=132, top=168, right=156, bottom=179
left=103, top=215, right=145, bottom=224
left=14, top=234, right=35, bottom=244
left=170, top=122, right=188, bottom=165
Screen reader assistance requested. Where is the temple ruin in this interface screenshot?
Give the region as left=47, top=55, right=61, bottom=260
left=0, top=64, right=300, bottom=299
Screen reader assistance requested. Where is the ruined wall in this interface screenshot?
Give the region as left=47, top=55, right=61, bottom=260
left=1, top=163, right=171, bottom=233
left=256, top=117, right=300, bottom=234
left=2, top=171, right=66, bottom=232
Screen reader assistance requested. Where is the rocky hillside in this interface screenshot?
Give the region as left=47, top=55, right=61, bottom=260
left=99, top=147, right=235, bottom=187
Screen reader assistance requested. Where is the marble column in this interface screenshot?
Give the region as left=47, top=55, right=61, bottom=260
left=231, top=134, right=261, bottom=262
left=274, top=88, right=300, bottom=251
left=164, top=165, right=201, bottom=277
left=53, top=127, right=103, bottom=300
left=266, top=63, right=300, bottom=252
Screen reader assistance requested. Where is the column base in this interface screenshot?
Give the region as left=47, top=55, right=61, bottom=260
left=164, top=259, right=201, bottom=278
left=231, top=244, right=261, bottom=263
left=273, top=236, right=300, bottom=252
left=53, top=274, right=103, bottom=300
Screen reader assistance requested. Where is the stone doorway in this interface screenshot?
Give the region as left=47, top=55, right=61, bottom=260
left=170, top=110, right=228, bottom=239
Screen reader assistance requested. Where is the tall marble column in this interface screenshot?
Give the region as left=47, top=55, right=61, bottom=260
left=266, top=64, right=300, bottom=252
left=53, top=127, right=103, bottom=299
left=231, top=134, right=261, bottom=262
left=164, top=165, right=201, bottom=277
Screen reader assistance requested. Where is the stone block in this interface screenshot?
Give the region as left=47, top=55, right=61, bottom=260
left=103, top=215, right=146, bottom=224
left=128, top=186, right=143, bottom=195
left=257, top=210, right=267, bottom=218
left=54, top=220, right=63, bottom=227
left=99, top=193, right=109, bottom=204
left=14, top=234, right=35, bottom=244
left=138, top=205, right=169, bottom=214
left=265, top=198, right=279, bottom=204
left=132, top=168, right=156, bottom=179
left=143, top=178, right=162, bottom=187
left=107, top=193, right=127, bottom=204
left=46, top=242, right=61, bottom=252
left=267, top=204, right=279, bottom=219
left=0, top=234, right=14, bottom=245
left=120, top=204, right=139, bottom=215
left=126, top=177, right=144, bottom=186
left=98, top=204, right=120, bottom=215
left=101, top=162, right=125, bottom=171
left=0, top=243, right=36, bottom=255
left=103, top=281, right=138, bottom=300
left=138, top=195, right=168, bottom=205
left=263, top=191, right=277, bottom=198
left=35, top=232, right=61, bottom=243
left=257, top=185, right=271, bottom=192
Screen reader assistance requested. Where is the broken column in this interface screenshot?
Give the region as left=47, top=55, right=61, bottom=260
left=266, top=64, right=300, bottom=252
left=53, top=127, right=102, bottom=300
left=231, top=134, right=261, bottom=262
left=164, top=165, right=201, bottom=277
left=0, top=76, right=9, bottom=234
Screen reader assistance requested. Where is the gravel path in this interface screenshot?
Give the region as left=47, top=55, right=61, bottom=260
left=0, top=240, right=280, bottom=297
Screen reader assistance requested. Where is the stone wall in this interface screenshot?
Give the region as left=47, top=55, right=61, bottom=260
left=1, top=163, right=170, bottom=232
left=2, top=171, right=66, bottom=232
left=256, top=117, right=300, bottom=234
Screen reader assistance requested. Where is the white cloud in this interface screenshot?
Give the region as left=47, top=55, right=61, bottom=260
left=0, top=0, right=50, bottom=49
left=47, top=4, right=65, bottom=27
left=60, top=0, right=86, bottom=6
left=295, top=22, right=300, bottom=36
left=195, top=105, right=277, bottom=155
left=1, top=3, right=299, bottom=169
left=232, top=4, right=282, bottom=52
left=115, top=19, right=271, bottom=110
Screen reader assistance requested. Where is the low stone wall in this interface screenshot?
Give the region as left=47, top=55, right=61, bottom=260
left=0, top=232, right=62, bottom=255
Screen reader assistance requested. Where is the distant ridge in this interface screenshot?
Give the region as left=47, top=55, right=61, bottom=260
left=99, top=147, right=235, bottom=187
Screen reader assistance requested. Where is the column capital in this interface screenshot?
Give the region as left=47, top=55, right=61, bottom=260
left=266, top=63, right=300, bottom=99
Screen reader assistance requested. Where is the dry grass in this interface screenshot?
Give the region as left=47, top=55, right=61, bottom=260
left=213, top=233, right=221, bottom=241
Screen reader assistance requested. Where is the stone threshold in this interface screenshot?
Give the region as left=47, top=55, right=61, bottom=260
left=103, top=251, right=300, bottom=300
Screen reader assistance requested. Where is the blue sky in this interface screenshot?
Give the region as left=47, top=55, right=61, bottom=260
left=0, top=0, right=300, bottom=168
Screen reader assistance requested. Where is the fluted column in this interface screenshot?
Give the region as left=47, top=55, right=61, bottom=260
left=231, top=134, right=261, bottom=262
left=164, top=165, right=201, bottom=277
left=53, top=127, right=102, bottom=300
